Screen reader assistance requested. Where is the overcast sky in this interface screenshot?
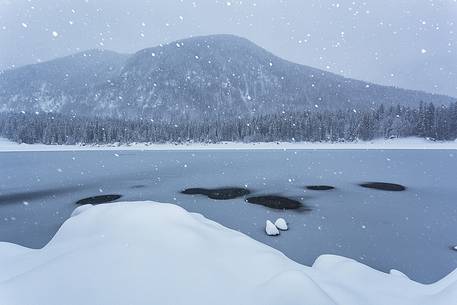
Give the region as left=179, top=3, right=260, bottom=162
left=0, top=0, right=456, bottom=96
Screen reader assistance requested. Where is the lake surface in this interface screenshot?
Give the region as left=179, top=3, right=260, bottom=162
left=0, top=149, right=456, bottom=283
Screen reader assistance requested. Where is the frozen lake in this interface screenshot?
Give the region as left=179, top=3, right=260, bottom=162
left=0, top=149, right=456, bottom=283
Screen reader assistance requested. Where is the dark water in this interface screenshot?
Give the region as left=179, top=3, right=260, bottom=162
left=76, top=194, right=122, bottom=205
left=306, top=185, right=335, bottom=191
left=181, top=187, right=250, bottom=200
left=359, top=182, right=406, bottom=191
left=246, top=195, right=307, bottom=210
left=0, top=149, right=456, bottom=284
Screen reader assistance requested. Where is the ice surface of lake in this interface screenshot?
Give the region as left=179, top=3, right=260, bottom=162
left=0, top=149, right=456, bottom=283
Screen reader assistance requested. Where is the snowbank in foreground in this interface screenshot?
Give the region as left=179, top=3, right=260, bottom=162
left=0, top=202, right=455, bottom=305
left=1, top=137, right=457, bottom=151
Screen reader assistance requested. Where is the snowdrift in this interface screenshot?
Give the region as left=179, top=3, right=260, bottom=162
left=0, top=202, right=456, bottom=305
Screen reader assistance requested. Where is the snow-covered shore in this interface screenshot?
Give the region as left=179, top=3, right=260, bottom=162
left=1, top=137, right=457, bottom=151
left=0, top=202, right=455, bottom=305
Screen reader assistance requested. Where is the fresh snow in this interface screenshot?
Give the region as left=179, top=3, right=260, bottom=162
left=274, top=218, right=288, bottom=231
left=390, top=269, right=410, bottom=279
left=1, top=137, right=457, bottom=152
left=70, top=203, right=94, bottom=217
left=265, top=220, right=280, bottom=236
left=0, top=202, right=456, bottom=305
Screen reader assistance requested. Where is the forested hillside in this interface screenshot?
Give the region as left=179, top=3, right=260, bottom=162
left=1, top=102, right=456, bottom=144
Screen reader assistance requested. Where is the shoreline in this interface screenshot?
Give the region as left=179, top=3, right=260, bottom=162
left=1, top=137, right=457, bottom=152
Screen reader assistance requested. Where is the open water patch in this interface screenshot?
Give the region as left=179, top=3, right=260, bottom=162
left=76, top=194, right=122, bottom=205
left=246, top=195, right=310, bottom=211
left=359, top=182, right=406, bottom=191
left=181, top=187, right=250, bottom=200
left=306, top=185, right=335, bottom=191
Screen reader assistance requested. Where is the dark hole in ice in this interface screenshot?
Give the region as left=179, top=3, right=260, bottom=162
left=0, top=186, right=82, bottom=205
left=359, top=182, right=406, bottom=191
left=246, top=195, right=309, bottom=210
left=306, top=185, right=335, bottom=191
left=76, top=194, right=122, bottom=205
left=131, top=185, right=146, bottom=189
left=450, top=245, right=457, bottom=252
left=181, top=187, right=250, bottom=200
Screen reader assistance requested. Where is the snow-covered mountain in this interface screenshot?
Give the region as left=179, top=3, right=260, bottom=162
left=0, top=35, right=455, bottom=120
left=0, top=49, right=128, bottom=113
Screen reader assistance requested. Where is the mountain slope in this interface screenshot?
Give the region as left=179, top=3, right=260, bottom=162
left=0, top=50, right=128, bottom=112
left=0, top=35, right=455, bottom=119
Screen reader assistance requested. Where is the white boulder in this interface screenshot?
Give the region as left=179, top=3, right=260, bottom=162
left=265, top=220, right=280, bottom=236
left=274, top=218, right=288, bottom=231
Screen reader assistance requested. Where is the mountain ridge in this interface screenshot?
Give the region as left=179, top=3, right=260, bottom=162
left=0, top=34, right=455, bottom=119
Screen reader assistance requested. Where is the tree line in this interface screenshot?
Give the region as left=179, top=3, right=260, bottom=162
left=1, top=101, right=457, bottom=145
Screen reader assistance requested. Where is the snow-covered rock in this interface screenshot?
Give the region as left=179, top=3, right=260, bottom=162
left=0, top=202, right=456, bottom=305
left=265, top=220, right=280, bottom=236
left=274, top=218, right=288, bottom=230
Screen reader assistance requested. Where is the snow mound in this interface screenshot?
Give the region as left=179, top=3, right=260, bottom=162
left=390, top=269, right=410, bottom=279
left=0, top=202, right=456, bottom=305
left=265, top=220, right=280, bottom=236
left=274, top=218, right=288, bottom=230
left=70, top=203, right=93, bottom=217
